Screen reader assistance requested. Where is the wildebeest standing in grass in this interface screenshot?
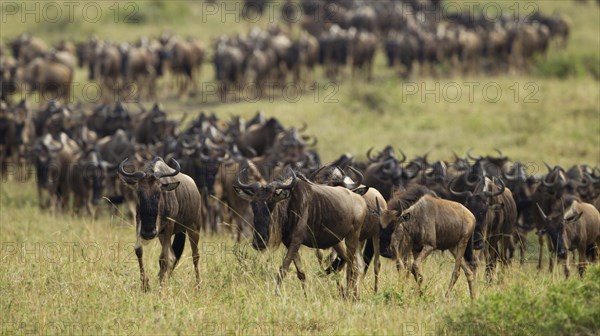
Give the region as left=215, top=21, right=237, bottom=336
left=234, top=167, right=367, bottom=298
left=536, top=197, right=600, bottom=278
left=311, top=164, right=387, bottom=292
left=380, top=194, right=476, bottom=299
left=118, top=157, right=202, bottom=291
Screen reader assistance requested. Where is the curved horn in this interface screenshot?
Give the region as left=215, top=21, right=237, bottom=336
left=308, top=164, right=329, bottom=181
left=484, top=177, right=505, bottom=197
left=503, top=162, right=521, bottom=181
left=344, top=166, right=363, bottom=189
left=366, top=147, right=379, bottom=162
left=154, top=158, right=180, bottom=179
left=542, top=172, right=558, bottom=188
left=448, top=177, right=473, bottom=199
left=493, top=148, right=505, bottom=158
left=397, top=149, right=407, bottom=163
left=273, top=167, right=297, bottom=190
left=298, top=122, right=307, bottom=132
left=466, top=148, right=481, bottom=161
left=234, top=167, right=260, bottom=193
left=543, top=162, right=553, bottom=173
left=465, top=173, right=481, bottom=187
left=118, top=158, right=146, bottom=179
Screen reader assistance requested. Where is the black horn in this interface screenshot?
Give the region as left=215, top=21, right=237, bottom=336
left=118, top=158, right=146, bottom=179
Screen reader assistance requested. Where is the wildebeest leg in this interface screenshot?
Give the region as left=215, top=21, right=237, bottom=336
left=292, top=254, right=307, bottom=297
left=345, top=229, right=361, bottom=299
left=158, top=226, right=176, bottom=287
left=277, top=242, right=302, bottom=293
left=187, top=229, right=201, bottom=288
left=134, top=243, right=149, bottom=291
left=332, top=242, right=349, bottom=296
left=446, top=238, right=473, bottom=299
left=537, top=234, right=545, bottom=270
left=373, top=237, right=381, bottom=293
left=411, top=245, right=434, bottom=295
left=577, top=247, right=587, bottom=278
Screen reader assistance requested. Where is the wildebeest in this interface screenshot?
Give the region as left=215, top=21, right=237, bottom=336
left=449, top=176, right=516, bottom=280
left=234, top=167, right=367, bottom=297
left=536, top=197, right=600, bottom=277
left=380, top=194, right=476, bottom=299
left=118, top=157, right=202, bottom=290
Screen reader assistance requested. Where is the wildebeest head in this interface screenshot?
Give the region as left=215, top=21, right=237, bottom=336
left=118, top=157, right=181, bottom=240
left=449, top=177, right=505, bottom=250
left=79, top=148, right=112, bottom=205
left=536, top=202, right=569, bottom=259
left=234, top=167, right=296, bottom=250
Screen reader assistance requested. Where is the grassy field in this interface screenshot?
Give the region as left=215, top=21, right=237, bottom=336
left=1, top=1, right=600, bottom=335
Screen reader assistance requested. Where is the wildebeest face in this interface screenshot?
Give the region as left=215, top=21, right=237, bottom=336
left=466, top=194, right=488, bottom=250
left=234, top=167, right=295, bottom=251
left=119, top=158, right=181, bottom=241
left=536, top=203, right=567, bottom=259
left=248, top=186, right=291, bottom=251
left=134, top=179, right=179, bottom=240
left=379, top=210, right=408, bottom=258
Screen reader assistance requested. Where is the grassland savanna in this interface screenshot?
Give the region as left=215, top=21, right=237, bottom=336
left=1, top=1, right=600, bottom=335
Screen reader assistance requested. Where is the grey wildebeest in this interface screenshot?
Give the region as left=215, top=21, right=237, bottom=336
left=234, top=167, right=367, bottom=297
left=536, top=197, right=600, bottom=277
left=118, top=157, right=202, bottom=291
left=380, top=194, right=476, bottom=299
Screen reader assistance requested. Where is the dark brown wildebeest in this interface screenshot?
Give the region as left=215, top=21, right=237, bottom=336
left=118, top=157, right=202, bottom=291
left=234, top=167, right=368, bottom=297
left=70, top=147, right=111, bottom=218
left=450, top=176, right=516, bottom=281
left=380, top=194, right=476, bottom=299
left=536, top=197, right=600, bottom=277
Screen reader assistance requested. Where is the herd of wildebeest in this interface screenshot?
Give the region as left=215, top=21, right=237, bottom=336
left=1, top=0, right=598, bottom=299
left=1, top=97, right=599, bottom=298
left=1, top=0, right=575, bottom=103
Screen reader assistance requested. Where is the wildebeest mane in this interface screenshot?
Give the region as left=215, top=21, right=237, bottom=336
left=388, top=185, right=437, bottom=212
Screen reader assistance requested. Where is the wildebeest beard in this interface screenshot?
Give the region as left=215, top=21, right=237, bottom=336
left=138, top=191, right=160, bottom=239
left=250, top=198, right=286, bottom=251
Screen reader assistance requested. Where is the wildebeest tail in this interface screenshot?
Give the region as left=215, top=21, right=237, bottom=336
left=464, top=235, right=476, bottom=270
left=172, top=231, right=186, bottom=265
left=362, top=238, right=374, bottom=273
left=325, top=257, right=346, bottom=275
left=586, top=243, right=598, bottom=262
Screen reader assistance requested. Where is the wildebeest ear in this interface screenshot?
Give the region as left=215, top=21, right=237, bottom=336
left=565, top=211, right=583, bottom=224
left=274, top=189, right=292, bottom=202
left=161, top=181, right=180, bottom=191
left=352, top=186, right=369, bottom=196
left=233, top=186, right=254, bottom=201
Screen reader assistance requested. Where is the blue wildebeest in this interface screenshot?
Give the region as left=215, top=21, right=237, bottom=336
left=118, top=157, right=202, bottom=291
left=380, top=194, right=477, bottom=299
left=234, top=167, right=368, bottom=298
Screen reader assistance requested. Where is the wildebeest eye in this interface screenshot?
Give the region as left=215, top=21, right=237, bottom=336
left=401, top=213, right=410, bottom=221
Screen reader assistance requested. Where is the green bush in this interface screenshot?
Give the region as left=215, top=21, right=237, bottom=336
left=445, top=266, right=600, bottom=336
left=535, top=53, right=598, bottom=79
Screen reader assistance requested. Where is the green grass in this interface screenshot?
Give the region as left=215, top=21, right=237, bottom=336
left=0, top=179, right=593, bottom=335
left=1, top=1, right=600, bottom=335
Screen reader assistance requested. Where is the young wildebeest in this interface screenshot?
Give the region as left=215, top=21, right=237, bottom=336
left=118, top=157, right=202, bottom=291
left=234, top=167, right=367, bottom=298
left=536, top=197, right=600, bottom=278
left=381, top=195, right=476, bottom=299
